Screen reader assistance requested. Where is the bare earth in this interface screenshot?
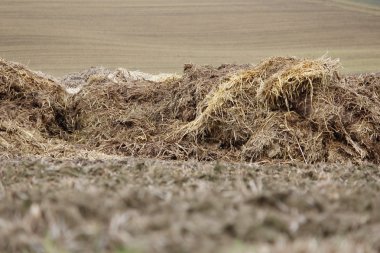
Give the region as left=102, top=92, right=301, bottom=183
left=0, top=0, right=379, bottom=75
left=1, top=158, right=379, bottom=253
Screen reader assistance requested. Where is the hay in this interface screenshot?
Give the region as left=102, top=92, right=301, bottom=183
left=63, top=63, right=247, bottom=160
left=257, top=57, right=339, bottom=110
left=0, top=59, right=89, bottom=158
left=176, top=57, right=336, bottom=144
left=0, top=58, right=77, bottom=152
left=1, top=57, right=379, bottom=163
left=0, top=59, right=78, bottom=136
left=175, top=56, right=379, bottom=163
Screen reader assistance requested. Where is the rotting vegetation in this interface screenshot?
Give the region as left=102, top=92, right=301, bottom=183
left=0, top=56, right=379, bottom=163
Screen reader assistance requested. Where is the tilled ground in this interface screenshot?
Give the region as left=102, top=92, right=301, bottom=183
left=1, top=0, right=380, bottom=74
left=0, top=158, right=379, bottom=253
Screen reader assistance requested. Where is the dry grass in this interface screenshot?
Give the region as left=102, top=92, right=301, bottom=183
left=1, top=56, right=379, bottom=163
left=174, top=56, right=379, bottom=163
left=0, top=58, right=73, bottom=156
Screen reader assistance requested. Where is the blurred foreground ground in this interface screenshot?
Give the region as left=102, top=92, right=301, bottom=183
left=0, top=158, right=379, bottom=253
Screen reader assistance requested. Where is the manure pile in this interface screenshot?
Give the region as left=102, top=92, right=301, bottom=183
left=1, top=57, right=379, bottom=163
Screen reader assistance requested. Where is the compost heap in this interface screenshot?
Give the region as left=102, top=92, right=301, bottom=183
left=1, top=57, right=379, bottom=163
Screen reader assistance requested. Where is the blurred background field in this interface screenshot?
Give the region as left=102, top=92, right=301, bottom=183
left=0, top=0, right=379, bottom=76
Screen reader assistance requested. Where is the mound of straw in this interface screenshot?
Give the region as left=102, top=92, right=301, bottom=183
left=67, top=64, right=245, bottom=159
left=176, top=57, right=379, bottom=163
left=1, top=57, right=379, bottom=163
left=0, top=59, right=78, bottom=156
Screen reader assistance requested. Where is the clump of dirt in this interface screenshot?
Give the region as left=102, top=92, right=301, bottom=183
left=0, top=57, right=379, bottom=163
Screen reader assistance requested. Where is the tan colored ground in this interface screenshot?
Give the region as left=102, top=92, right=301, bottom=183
left=1, top=158, right=379, bottom=253
left=0, top=0, right=379, bottom=76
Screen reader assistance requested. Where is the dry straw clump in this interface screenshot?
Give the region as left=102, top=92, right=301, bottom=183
left=175, top=56, right=379, bottom=163
left=0, top=59, right=78, bottom=156
left=0, top=57, right=379, bottom=163
left=68, top=64, right=245, bottom=159
left=175, top=57, right=336, bottom=160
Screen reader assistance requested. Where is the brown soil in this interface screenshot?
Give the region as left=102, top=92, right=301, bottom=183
left=0, top=158, right=379, bottom=253
left=1, top=0, right=379, bottom=75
